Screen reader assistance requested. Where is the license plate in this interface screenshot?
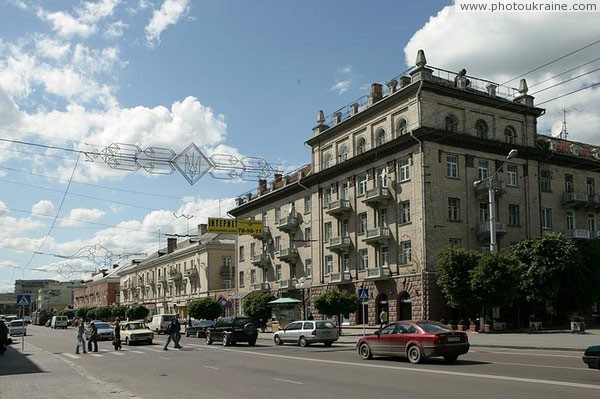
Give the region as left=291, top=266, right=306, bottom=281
left=447, top=336, right=461, bottom=342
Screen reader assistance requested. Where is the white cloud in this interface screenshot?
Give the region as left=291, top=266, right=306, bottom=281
left=0, top=87, right=21, bottom=127
left=330, top=80, right=351, bottom=95
left=104, top=20, right=128, bottom=38
left=42, top=10, right=96, bottom=39
left=404, top=1, right=600, bottom=144
left=61, top=208, right=106, bottom=227
left=31, top=200, right=55, bottom=216
left=331, top=64, right=354, bottom=95
left=145, top=0, right=190, bottom=47
left=35, top=37, right=71, bottom=60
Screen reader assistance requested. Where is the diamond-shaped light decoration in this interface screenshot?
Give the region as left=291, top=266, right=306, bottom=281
left=173, top=143, right=214, bottom=185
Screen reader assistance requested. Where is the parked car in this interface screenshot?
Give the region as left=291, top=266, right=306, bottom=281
left=120, top=320, right=154, bottom=346
left=186, top=319, right=215, bottom=338
left=51, top=315, right=68, bottom=329
left=86, top=321, right=115, bottom=341
left=273, top=319, right=339, bottom=347
left=356, top=320, right=470, bottom=364
left=583, top=345, right=600, bottom=370
left=8, top=319, right=27, bottom=336
left=206, top=316, right=258, bottom=346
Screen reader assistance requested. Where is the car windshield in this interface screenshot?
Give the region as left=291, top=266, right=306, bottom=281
left=316, top=321, right=335, bottom=329
left=11, top=321, right=24, bottom=327
left=233, top=318, right=252, bottom=326
left=416, top=321, right=451, bottom=333
left=95, top=323, right=111, bottom=329
left=128, top=323, right=145, bottom=330
left=193, top=320, right=214, bottom=327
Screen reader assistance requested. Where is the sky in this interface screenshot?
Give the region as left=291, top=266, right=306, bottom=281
left=1, top=0, right=599, bottom=292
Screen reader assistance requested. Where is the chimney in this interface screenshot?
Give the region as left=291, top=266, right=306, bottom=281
left=274, top=173, right=282, bottom=184
left=333, top=111, right=342, bottom=124
left=386, top=79, right=398, bottom=95
left=514, top=78, right=534, bottom=107
left=258, top=179, right=267, bottom=194
left=410, top=49, right=433, bottom=83
left=350, top=103, right=359, bottom=116
left=370, top=83, right=383, bottom=104
left=312, top=110, right=329, bottom=136
left=167, top=237, right=177, bottom=254
left=112, top=264, right=119, bottom=269
left=199, top=223, right=208, bottom=235
left=486, top=83, right=497, bottom=98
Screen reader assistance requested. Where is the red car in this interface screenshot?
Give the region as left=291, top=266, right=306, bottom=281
left=356, top=320, right=469, bottom=364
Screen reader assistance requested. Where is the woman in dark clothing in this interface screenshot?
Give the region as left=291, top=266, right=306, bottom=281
left=113, top=318, right=122, bottom=350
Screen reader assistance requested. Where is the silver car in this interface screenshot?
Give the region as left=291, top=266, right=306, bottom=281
left=273, top=320, right=338, bottom=347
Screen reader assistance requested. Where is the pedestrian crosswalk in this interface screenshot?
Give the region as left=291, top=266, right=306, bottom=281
left=61, top=342, right=205, bottom=359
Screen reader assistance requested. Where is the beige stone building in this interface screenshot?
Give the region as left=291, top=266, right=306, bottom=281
left=229, top=49, right=600, bottom=325
left=117, top=227, right=235, bottom=319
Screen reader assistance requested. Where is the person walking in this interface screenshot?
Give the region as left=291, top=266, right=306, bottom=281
left=0, top=319, right=8, bottom=355
left=113, top=318, right=121, bottom=351
left=75, top=318, right=87, bottom=354
left=379, top=309, right=389, bottom=329
left=163, top=316, right=182, bottom=350
left=87, top=321, right=98, bottom=352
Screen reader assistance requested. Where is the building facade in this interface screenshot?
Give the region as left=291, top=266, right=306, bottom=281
left=72, top=267, right=121, bottom=310
left=229, top=49, right=600, bottom=325
left=15, top=279, right=75, bottom=312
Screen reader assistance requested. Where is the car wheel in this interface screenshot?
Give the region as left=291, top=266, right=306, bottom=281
left=274, top=335, right=283, bottom=345
left=358, top=343, right=372, bottom=360
left=248, top=339, right=256, bottom=346
left=324, top=341, right=332, bottom=347
left=299, top=336, right=308, bottom=347
left=243, top=323, right=257, bottom=336
left=222, top=334, right=230, bottom=346
left=407, top=345, right=422, bottom=364
left=206, top=333, right=213, bottom=345
left=444, top=354, right=458, bottom=363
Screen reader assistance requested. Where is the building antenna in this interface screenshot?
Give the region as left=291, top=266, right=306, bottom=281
left=561, top=109, right=568, bottom=140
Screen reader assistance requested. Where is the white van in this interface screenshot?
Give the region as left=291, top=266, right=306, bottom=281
left=9, top=319, right=27, bottom=336
left=148, top=314, right=177, bottom=334
left=51, top=315, right=68, bottom=329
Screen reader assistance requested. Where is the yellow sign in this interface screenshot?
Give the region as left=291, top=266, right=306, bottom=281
left=207, top=218, right=263, bottom=236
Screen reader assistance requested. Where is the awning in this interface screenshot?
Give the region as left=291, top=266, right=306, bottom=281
left=268, top=297, right=302, bottom=305
left=229, top=291, right=251, bottom=300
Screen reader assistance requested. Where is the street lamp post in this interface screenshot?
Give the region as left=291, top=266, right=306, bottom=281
left=473, top=149, right=518, bottom=329
left=295, top=277, right=309, bottom=319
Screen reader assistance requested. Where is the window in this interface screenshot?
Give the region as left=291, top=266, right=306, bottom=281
left=304, top=195, right=311, bottom=214
left=540, top=170, right=552, bottom=192
left=445, top=114, right=458, bottom=132
left=358, top=212, right=368, bottom=235
left=274, top=236, right=281, bottom=252
left=238, top=271, right=245, bottom=288
left=446, top=155, right=458, bottom=178
left=325, top=255, right=333, bottom=275
left=250, top=243, right=256, bottom=257
left=323, top=153, right=333, bottom=169
left=587, top=177, right=595, bottom=195
left=448, top=197, right=461, bottom=221
left=342, top=253, right=350, bottom=272
left=475, top=119, right=488, bottom=139
left=399, top=241, right=412, bottom=264
left=507, top=165, right=518, bottom=186
left=399, top=158, right=410, bottom=182
left=378, top=208, right=388, bottom=227
left=376, top=166, right=388, bottom=188
left=380, top=246, right=389, bottom=267
left=338, top=145, right=349, bottom=162
left=541, top=208, right=552, bottom=229
left=357, top=174, right=368, bottom=196
left=275, top=264, right=282, bottom=281
left=275, top=207, right=281, bottom=224
left=304, top=227, right=312, bottom=243
left=250, top=269, right=257, bottom=284
left=508, top=204, right=520, bottom=226
left=477, top=161, right=489, bottom=181
left=588, top=213, right=596, bottom=233
left=396, top=118, right=408, bottom=136
left=479, top=202, right=489, bottom=222
left=357, top=137, right=366, bottom=154
left=566, top=211, right=575, bottom=230
left=565, top=174, right=574, bottom=192
left=340, top=181, right=349, bottom=200
left=239, top=246, right=245, bottom=261
left=359, top=249, right=368, bottom=270
left=341, top=219, right=350, bottom=237
left=376, top=129, right=386, bottom=146
left=323, top=187, right=332, bottom=205
left=324, top=222, right=332, bottom=241
left=504, top=126, right=517, bottom=144
left=449, top=238, right=461, bottom=247
left=399, top=201, right=411, bottom=224
left=305, top=258, right=312, bottom=278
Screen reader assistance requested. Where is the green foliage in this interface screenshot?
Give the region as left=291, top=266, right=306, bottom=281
left=111, top=305, right=128, bottom=320
left=436, top=245, right=480, bottom=310
left=188, top=297, right=222, bottom=320
left=242, top=291, right=276, bottom=322
left=94, top=306, right=112, bottom=321
left=470, top=251, right=520, bottom=309
left=313, top=288, right=358, bottom=322
left=126, top=304, right=149, bottom=320
left=75, top=306, right=90, bottom=320
left=59, top=308, right=75, bottom=319
left=86, top=307, right=97, bottom=320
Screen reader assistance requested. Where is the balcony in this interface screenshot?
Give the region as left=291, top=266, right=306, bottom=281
left=157, top=276, right=168, bottom=285
left=258, top=226, right=271, bottom=240
left=327, top=271, right=352, bottom=285
left=474, top=179, right=506, bottom=198
left=362, top=227, right=391, bottom=244
left=145, top=276, right=155, bottom=286
left=183, top=268, right=198, bottom=278
left=278, top=279, right=298, bottom=291
left=365, top=266, right=392, bottom=281
left=169, top=269, right=182, bottom=281
left=277, top=247, right=299, bottom=263
left=252, top=282, right=271, bottom=291
left=565, top=229, right=591, bottom=239
left=277, top=216, right=299, bottom=232
left=251, top=253, right=270, bottom=268
left=325, top=236, right=352, bottom=252
left=563, top=191, right=588, bottom=207
left=362, top=187, right=391, bottom=207
left=476, top=222, right=508, bottom=240
left=588, top=195, right=600, bottom=208
left=325, top=199, right=352, bottom=216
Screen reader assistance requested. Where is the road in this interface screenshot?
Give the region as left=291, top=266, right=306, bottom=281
left=4, top=325, right=600, bottom=399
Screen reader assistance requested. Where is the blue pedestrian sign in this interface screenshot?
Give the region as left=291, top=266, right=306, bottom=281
left=358, top=288, right=369, bottom=304
left=16, top=294, right=32, bottom=307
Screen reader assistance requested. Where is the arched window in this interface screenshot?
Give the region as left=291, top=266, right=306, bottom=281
left=338, top=145, right=348, bottom=162
left=323, top=153, right=332, bottom=169
left=445, top=114, right=458, bottom=132
left=504, top=126, right=517, bottom=144
left=396, top=118, right=408, bottom=136
left=375, top=129, right=386, bottom=146
left=357, top=137, right=366, bottom=154
left=475, top=119, right=488, bottom=139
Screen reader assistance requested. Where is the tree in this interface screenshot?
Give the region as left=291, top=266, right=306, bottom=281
left=75, top=306, right=90, bottom=320
left=126, top=305, right=149, bottom=321
left=188, top=297, right=222, bottom=320
left=111, top=305, right=128, bottom=320
left=436, top=245, right=480, bottom=313
left=470, top=251, right=520, bottom=311
left=313, top=288, right=358, bottom=334
left=94, top=306, right=112, bottom=321
left=242, top=291, right=275, bottom=324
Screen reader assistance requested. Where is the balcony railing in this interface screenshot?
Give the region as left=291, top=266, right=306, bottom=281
left=277, top=216, right=299, bottom=232
left=251, top=253, right=270, bottom=267
left=325, top=236, right=352, bottom=252
left=362, top=187, right=391, bottom=207
left=474, top=179, right=506, bottom=198
left=365, top=266, right=392, bottom=280
left=278, top=279, right=298, bottom=291
left=588, top=195, right=600, bottom=208
left=169, top=269, right=182, bottom=280
left=565, top=229, right=591, bottom=239
left=325, top=199, right=352, bottom=216
left=327, top=271, right=352, bottom=285
left=251, top=282, right=271, bottom=291
left=563, top=191, right=589, bottom=207
left=362, top=227, right=391, bottom=244
left=476, top=222, right=508, bottom=239
left=183, top=268, right=198, bottom=278
left=220, top=265, right=235, bottom=279
left=145, top=276, right=155, bottom=286
left=277, top=247, right=299, bottom=262
left=157, top=276, right=168, bottom=285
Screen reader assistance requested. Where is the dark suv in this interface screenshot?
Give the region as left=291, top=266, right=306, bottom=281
left=206, top=316, right=258, bottom=346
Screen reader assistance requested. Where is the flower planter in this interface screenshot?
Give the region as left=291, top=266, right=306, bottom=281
left=571, top=321, right=585, bottom=333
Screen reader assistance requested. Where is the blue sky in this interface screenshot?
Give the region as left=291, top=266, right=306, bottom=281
left=1, top=0, right=599, bottom=292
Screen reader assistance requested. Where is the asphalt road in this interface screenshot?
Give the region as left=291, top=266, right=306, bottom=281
left=6, top=325, right=600, bottom=399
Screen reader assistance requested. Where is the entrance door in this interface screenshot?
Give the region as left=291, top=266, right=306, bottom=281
left=398, top=292, right=412, bottom=320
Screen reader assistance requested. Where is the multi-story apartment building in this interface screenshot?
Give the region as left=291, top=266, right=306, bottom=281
left=229, top=49, right=600, bottom=325
left=15, top=279, right=75, bottom=312
left=117, top=226, right=235, bottom=319
left=72, top=266, right=120, bottom=309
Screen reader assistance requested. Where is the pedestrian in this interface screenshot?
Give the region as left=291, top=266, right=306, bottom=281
left=0, top=320, right=8, bottom=355
left=163, top=316, right=182, bottom=350
left=113, top=318, right=121, bottom=351
left=379, top=309, right=389, bottom=329
left=87, top=321, right=98, bottom=352
left=75, top=318, right=87, bottom=354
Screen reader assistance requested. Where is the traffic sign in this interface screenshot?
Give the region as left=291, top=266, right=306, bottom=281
left=16, top=294, right=32, bottom=307
left=358, top=288, right=369, bottom=303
